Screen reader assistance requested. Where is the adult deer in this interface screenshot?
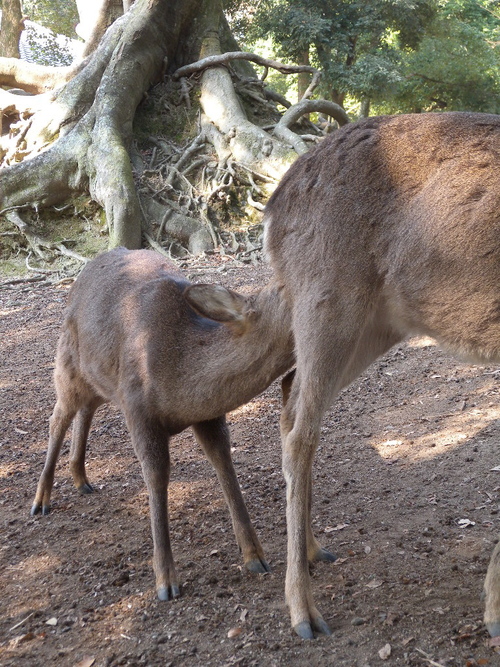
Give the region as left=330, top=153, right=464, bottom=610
left=264, top=112, right=500, bottom=639
left=31, top=247, right=294, bottom=601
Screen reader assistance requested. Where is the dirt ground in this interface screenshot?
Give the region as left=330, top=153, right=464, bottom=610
left=1, top=252, right=500, bottom=667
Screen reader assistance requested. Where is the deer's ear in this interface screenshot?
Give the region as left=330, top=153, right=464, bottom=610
left=184, top=284, right=248, bottom=326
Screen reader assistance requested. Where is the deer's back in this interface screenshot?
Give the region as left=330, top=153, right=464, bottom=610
left=264, top=112, right=500, bottom=362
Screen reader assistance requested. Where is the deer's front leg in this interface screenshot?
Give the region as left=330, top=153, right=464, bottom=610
left=130, top=419, right=179, bottom=601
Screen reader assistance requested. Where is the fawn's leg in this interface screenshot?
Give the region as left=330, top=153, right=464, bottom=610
left=129, top=417, right=179, bottom=601
left=193, top=417, right=270, bottom=574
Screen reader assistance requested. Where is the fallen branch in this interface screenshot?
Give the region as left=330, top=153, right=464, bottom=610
left=415, top=649, right=447, bottom=667
left=0, top=276, right=47, bottom=288
left=9, top=613, right=35, bottom=632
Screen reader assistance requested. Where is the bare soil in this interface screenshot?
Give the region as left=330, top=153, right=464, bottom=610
left=1, top=254, right=500, bottom=667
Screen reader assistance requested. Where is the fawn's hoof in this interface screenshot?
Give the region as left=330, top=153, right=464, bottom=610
left=157, top=584, right=180, bottom=601
left=30, top=502, right=50, bottom=516
left=78, top=482, right=94, bottom=494
left=245, top=558, right=271, bottom=574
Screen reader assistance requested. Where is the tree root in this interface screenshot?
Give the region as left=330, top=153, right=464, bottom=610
left=173, top=51, right=320, bottom=90
left=274, top=99, right=349, bottom=154
left=5, top=209, right=89, bottom=265
left=177, top=34, right=348, bottom=171
left=0, top=0, right=350, bottom=259
left=0, top=57, right=81, bottom=93
left=0, top=1, right=175, bottom=249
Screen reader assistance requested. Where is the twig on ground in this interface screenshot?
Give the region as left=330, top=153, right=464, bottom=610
left=9, top=613, right=34, bottom=632
left=0, top=276, right=47, bottom=286
left=5, top=210, right=89, bottom=265
left=143, top=231, right=177, bottom=259
left=415, top=649, right=447, bottom=667
left=25, top=253, right=59, bottom=274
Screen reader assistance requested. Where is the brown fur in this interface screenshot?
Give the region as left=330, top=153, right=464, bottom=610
left=31, top=247, right=294, bottom=600
left=264, top=112, right=500, bottom=638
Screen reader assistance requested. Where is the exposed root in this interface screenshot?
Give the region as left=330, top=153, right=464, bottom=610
left=5, top=209, right=89, bottom=265
left=173, top=51, right=319, bottom=89
left=274, top=99, right=349, bottom=155
left=0, top=56, right=81, bottom=93
left=0, top=0, right=351, bottom=263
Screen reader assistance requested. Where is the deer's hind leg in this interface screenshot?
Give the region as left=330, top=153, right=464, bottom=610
left=69, top=397, right=104, bottom=494
left=32, top=333, right=103, bottom=516
left=484, top=540, right=500, bottom=637
left=281, top=294, right=402, bottom=639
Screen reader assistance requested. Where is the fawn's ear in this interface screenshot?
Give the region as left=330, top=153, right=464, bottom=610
left=184, top=284, right=249, bottom=333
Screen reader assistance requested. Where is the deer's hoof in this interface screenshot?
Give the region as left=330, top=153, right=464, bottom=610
left=293, top=617, right=332, bottom=640
left=486, top=621, right=500, bottom=637
left=246, top=558, right=271, bottom=574
left=313, top=617, right=332, bottom=636
left=313, top=547, right=337, bottom=563
left=31, top=502, right=50, bottom=516
left=294, top=621, right=314, bottom=640
left=157, top=584, right=180, bottom=601
left=78, top=482, right=94, bottom=495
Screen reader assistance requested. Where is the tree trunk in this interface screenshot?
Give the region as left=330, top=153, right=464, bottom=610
left=0, top=0, right=203, bottom=249
left=76, top=0, right=129, bottom=59
left=0, top=0, right=23, bottom=59
left=359, top=97, right=371, bottom=118
left=297, top=49, right=311, bottom=103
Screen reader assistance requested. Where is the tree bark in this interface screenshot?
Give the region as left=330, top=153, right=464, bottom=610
left=0, top=0, right=23, bottom=59
left=297, top=49, right=311, bottom=103
left=76, top=0, right=127, bottom=59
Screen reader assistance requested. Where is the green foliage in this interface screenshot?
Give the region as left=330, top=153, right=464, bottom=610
left=248, top=0, right=437, bottom=100
left=383, top=1, right=500, bottom=113
left=22, top=0, right=79, bottom=38
left=238, top=0, right=500, bottom=115
left=22, top=24, right=74, bottom=65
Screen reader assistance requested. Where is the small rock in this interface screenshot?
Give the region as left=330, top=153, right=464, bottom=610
left=351, top=617, right=367, bottom=626
left=378, top=643, right=391, bottom=660
left=46, top=617, right=58, bottom=626
left=74, top=658, right=96, bottom=667
left=111, top=571, right=130, bottom=586
left=384, top=611, right=399, bottom=626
